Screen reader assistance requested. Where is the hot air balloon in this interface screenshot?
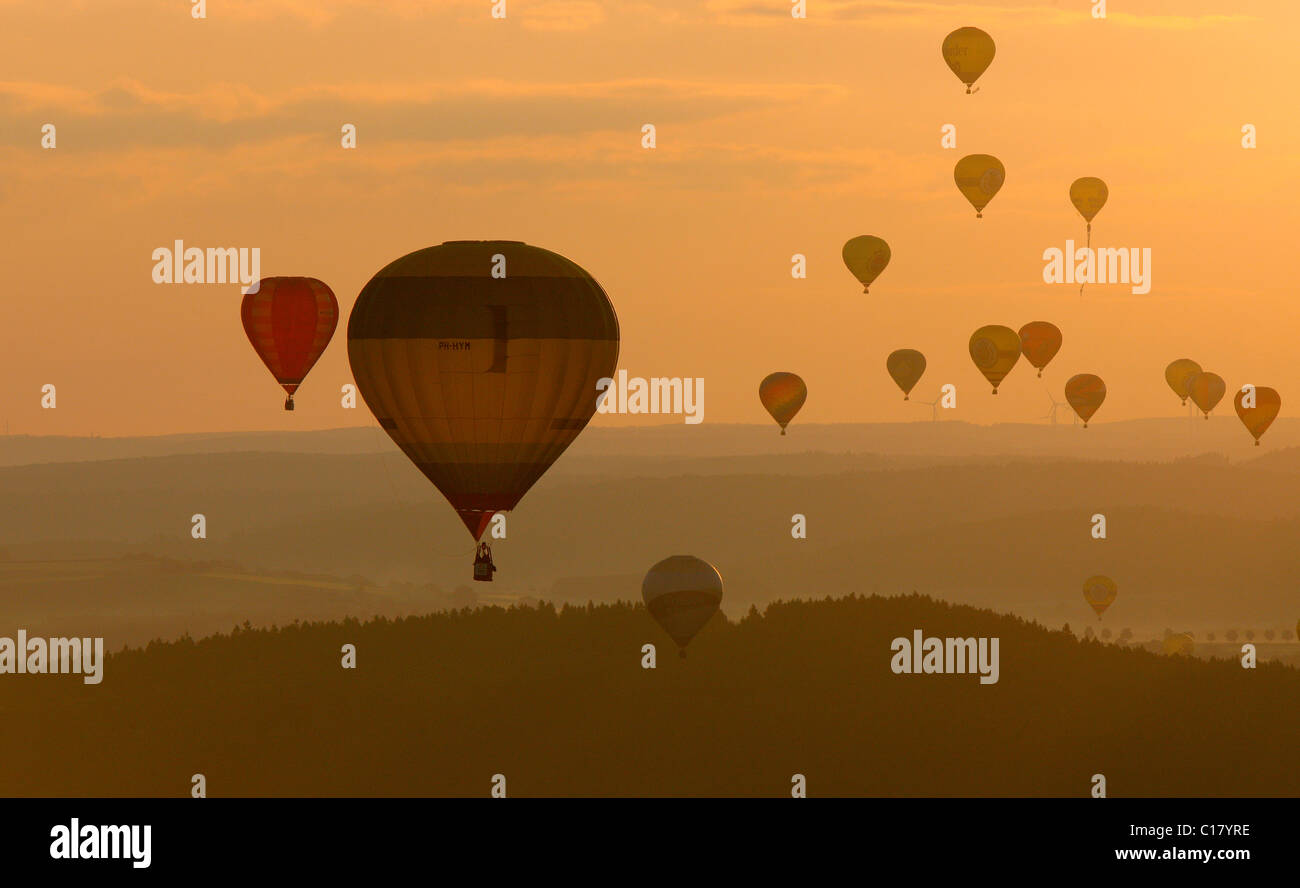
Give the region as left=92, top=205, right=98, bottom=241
left=1069, top=178, right=1108, bottom=294
left=642, top=556, right=723, bottom=658
left=1018, top=322, right=1062, bottom=378
left=1163, top=633, right=1194, bottom=656
left=241, top=277, right=339, bottom=410
left=347, top=241, right=619, bottom=580
left=760, top=372, right=807, bottom=434
left=968, top=325, right=1020, bottom=393
left=941, top=27, right=995, bottom=94
left=1234, top=385, right=1281, bottom=446
left=954, top=154, right=1004, bottom=218
left=1165, top=359, right=1202, bottom=406
left=886, top=349, right=927, bottom=400
left=841, top=236, right=891, bottom=294
left=1187, top=372, right=1226, bottom=418
left=1069, top=178, right=1108, bottom=246
left=1083, top=575, right=1116, bottom=619
left=1064, top=374, right=1106, bottom=427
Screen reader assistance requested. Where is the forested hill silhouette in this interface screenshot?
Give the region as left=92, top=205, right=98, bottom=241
left=4, top=594, right=1295, bottom=797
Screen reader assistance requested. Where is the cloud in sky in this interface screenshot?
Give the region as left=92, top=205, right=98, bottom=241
left=0, top=78, right=844, bottom=151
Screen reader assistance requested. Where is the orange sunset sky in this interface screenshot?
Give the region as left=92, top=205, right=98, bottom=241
left=1, top=0, right=1296, bottom=436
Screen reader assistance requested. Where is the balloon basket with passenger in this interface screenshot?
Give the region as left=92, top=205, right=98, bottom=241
left=473, top=543, right=497, bottom=583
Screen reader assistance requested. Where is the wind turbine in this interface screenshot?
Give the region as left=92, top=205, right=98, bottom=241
left=914, top=391, right=942, bottom=421
left=1042, top=391, right=1075, bottom=425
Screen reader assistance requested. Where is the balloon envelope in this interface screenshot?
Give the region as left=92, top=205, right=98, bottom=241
left=1187, top=372, right=1226, bottom=417
left=1018, top=322, right=1062, bottom=377
left=347, top=240, right=619, bottom=541
left=941, top=27, right=995, bottom=92
left=968, top=325, right=1021, bottom=393
left=1065, top=374, right=1106, bottom=426
left=642, top=555, right=723, bottom=655
left=1234, top=386, right=1281, bottom=445
left=886, top=349, right=927, bottom=399
left=1083, top=575, right=1116, bottom=618
left=241, top=277, right=339, bottom=407
left=954, top=154, right=1005, bottom=217
left=1164, top=359, right=1202, bottom=405
left=841, top=236, right=891, bottom=293
left=760, top=372, right=807, bottom=434
left=1069, top=177, right=1109, bottom=224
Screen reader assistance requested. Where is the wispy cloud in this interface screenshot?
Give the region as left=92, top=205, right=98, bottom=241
left=0, top=78, right=845, bottom=150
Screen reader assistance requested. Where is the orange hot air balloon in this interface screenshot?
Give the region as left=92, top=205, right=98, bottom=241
left=1234, top=385, right=1281, bottom=446
left=347, top=241, right=619, bottom=577
left=760, top=372, right=807, bottom=434
left=1018, top=322, right=1062, bottom=378
left=1187, top=372, right=1226, bottom=418
left=953, top=154, right=1005, bottom=218
left=968, top=325, right=1020, bottom=393
left=242, top=277, right=339, bottom=411
left=886, top=349, right=926, bottom=400
left=1083, top=575, right=1116, bottom=619
left=1164, top=359, right=1202, bottom=406
left=1064, top=374, right=1106, bottom=427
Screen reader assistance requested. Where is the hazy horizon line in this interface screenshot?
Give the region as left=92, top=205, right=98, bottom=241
left=0, top=414, right=1280, bottom=442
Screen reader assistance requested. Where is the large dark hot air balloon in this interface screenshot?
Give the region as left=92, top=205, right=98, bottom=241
left=241, top=277, right=339, bottom=410
left=642, top=555, right=723, bottom=658
left=347, top=241, right=619, bottom=579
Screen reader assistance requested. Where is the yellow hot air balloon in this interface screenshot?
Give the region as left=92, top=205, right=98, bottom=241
left=842, top=236, right=891, bottom=294
left=642, top=555, right=723, bottom=658
left=886, top=349, right=927, bottom=400
left=968, top=325, right=1020, bottom=394
left=1064, top=374, right=1106, bottom=427
left=1187, top=372, right=1226, bottom=418
left=1165, top=359, right=1202, bottom=406
left=1069, top=178, right=1108, bottom=246
left=941, top=27, right=996, bottom=94
left=759, top=372, right=807, bottom=434
left=954, top=154, right=1004, bottom=218
left=1234, top=385, right=1281, bottom=446
left=1018, top=322, right=1062, bottom=378
left=1163, top=633, right=1194, bottom=656
left=1083, top=575, right=1116, bottom=619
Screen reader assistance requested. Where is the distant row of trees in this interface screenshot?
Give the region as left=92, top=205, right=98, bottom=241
left=1202, top=629, right=1295, bottom=642
left=1077, top=626, right=1296, bottom=643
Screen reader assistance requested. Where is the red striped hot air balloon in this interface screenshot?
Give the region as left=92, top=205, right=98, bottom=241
left=241, top=277, right=339, bottom=411
left=347, top=241, right=620, bottom=579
